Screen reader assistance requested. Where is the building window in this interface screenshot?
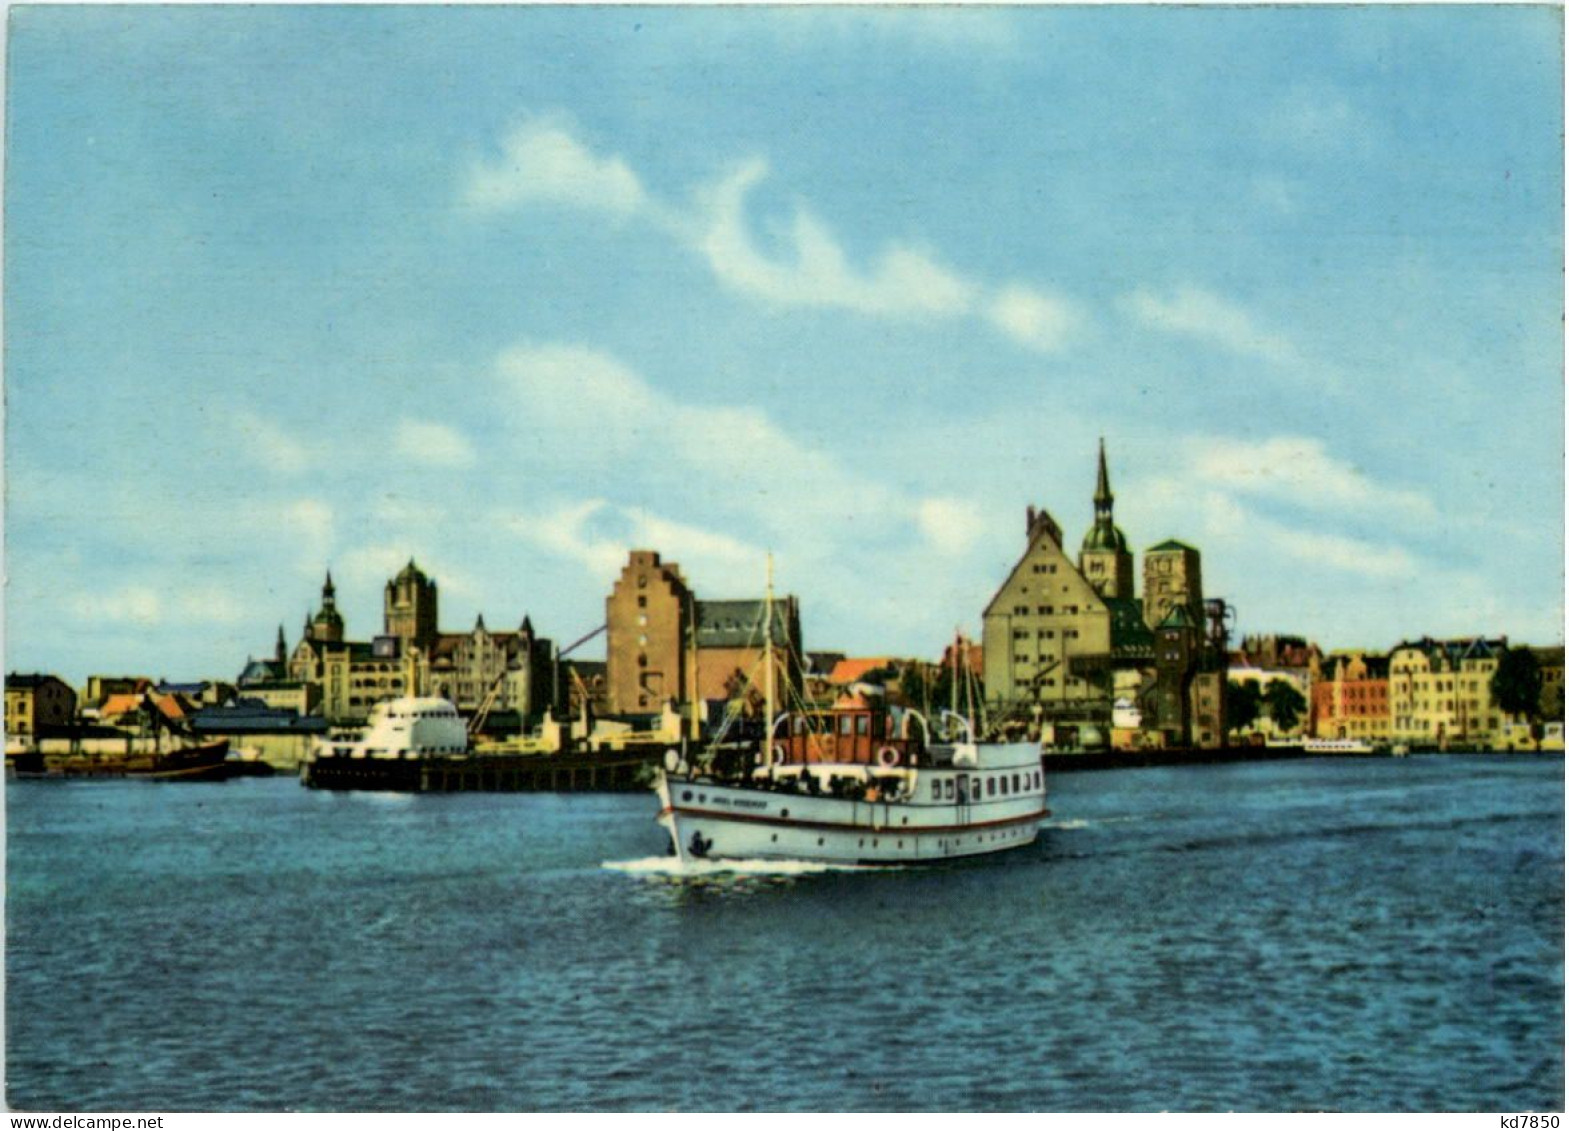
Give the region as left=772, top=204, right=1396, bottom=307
left=637, top=596, right=647, bottom=608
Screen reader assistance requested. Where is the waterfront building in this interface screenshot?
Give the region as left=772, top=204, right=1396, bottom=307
left=5, top=673, right=77, bottom=738
left=285, top=565, right=556, bottom=724
left=603, top=550, right=802, bottom=720
left=80, top=675, right=152, bottom=711
left=982, top=503, right=1118, bottom=744
left=190, top=700, right=328, bottom=769
left=982, top=443, right=1223, bottom=748
left=1309, top=651, right=1391, bottom=743
left=237, top=627, right=318, bottom=715
left=1142, top=540, right=1203, bottom=632
left=605, top=550, right=693, bottom=715
left=1388, top=637, right=1509, bottom=748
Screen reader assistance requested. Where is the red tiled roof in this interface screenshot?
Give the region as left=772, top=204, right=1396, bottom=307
left=828, top=657, right=895, bottom=684
left=99, top=693, right=187, bottom=721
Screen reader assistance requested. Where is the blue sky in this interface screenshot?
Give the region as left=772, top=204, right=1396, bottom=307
left=6, top=5, right=1563, bottom=685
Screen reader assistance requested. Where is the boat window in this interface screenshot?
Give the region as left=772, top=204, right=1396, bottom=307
left=839, top=716, right=853, bottom=736
left=987, top=777, right=996, bottom=797
left=944, top=780, right=954, bottom=801
left=855, top=716, right=869, bottom=736
left=1034, top=771, right=1042, bottom=789
left=931, top=780, right=941, bottom=800
left=1000, top=776, right=1009, bottom=796
left=1012, top=773, right=1021, bottom=792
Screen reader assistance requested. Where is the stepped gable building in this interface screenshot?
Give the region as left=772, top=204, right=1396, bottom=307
left=604, top=550, right=802, bottom=719
left=283, top=563, right=555, bottom=724
left=982, top=442, right=1226, bottom=749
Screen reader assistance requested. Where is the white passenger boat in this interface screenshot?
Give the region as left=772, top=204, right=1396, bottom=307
left=654, top=562, right=1049, bottom=865
left=311, top=696, right=467, bottom=760
left=1301, top=737, right=1375, bottom=755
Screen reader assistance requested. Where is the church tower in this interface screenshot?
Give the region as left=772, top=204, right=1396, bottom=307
left=1078, top=439, right=1135, bottom=600
left=307, top=571, right=345, bottom=643
left=385, top=558, right=439, bottom=651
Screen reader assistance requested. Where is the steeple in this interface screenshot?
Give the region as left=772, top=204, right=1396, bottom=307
left=1094, top=436, right=1113, bottom=513
left=309, top=568, right=345, bottom=643
left=1081, top=438, right=1127, bottom=554
left=275, top=624, right=287, bottom=664
left=1080, top=438, right=1134, bottom=601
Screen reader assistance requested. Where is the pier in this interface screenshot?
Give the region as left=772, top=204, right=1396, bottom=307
left=300, top=749, right=660, bottom=793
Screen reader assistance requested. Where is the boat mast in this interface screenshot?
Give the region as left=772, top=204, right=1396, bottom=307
left=764, top=554, right=776, bottom=749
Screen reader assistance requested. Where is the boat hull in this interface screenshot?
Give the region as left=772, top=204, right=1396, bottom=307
left=656, top=743, right=1049, bottom=865
left=14, top=739, right=233, bottom=781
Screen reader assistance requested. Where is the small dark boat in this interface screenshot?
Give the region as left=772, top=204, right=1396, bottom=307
left=29, top=737, right=234, bottom=780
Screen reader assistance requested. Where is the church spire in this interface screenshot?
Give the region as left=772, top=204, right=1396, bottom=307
left=1094, top=436, right=1113, bottom=515
left=1081, top=438, right=1129, bottom=559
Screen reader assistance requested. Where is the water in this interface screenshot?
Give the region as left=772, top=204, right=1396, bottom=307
left=6, top=756, right=1562, bottom=1112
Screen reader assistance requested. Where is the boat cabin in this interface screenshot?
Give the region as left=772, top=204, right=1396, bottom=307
left=772, top=693, right=925, bottom=767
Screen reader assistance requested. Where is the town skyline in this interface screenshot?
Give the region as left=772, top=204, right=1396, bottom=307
left=7, top=6, right=1563, bottom=685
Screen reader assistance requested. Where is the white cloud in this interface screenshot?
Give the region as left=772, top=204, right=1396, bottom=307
left=494, top=342, right=993, bottom=620
left=69, top=586, right=164, bottom=626
left=1187, top=488, right=1418, bottom=582
left=1187, top=436, right=1436, bottom=519
left=509, top=499, right=642, bottom=579
left=916, top=497, right=987, bottom=557
left=1121, top=286, right=1297, bottom=363
left=462, top=120, right=1091, bottom=355
left=987, top=284, right=1085, bottom=353
left=461, top=116, right=649, bottom=217
left=67, top=584, right=246, bottom=627
left=394, top=419, right=476, bottom=468
left=698, top=160, right=974, bottom=317
left=1266, top=526, right=1419, bottom=580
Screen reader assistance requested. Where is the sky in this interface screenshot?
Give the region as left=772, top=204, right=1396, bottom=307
left=5, top=5, right=1564, bottom=686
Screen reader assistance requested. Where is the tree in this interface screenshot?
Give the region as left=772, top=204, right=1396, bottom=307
left=1492, top=647, right=1545, bottom=747
left=1226, top=680, right=1263, bottom=735
left=1263, top=679, right=1308, bottom=734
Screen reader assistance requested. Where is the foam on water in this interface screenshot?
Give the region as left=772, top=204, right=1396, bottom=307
left=603, top=855, right=896, bottom=877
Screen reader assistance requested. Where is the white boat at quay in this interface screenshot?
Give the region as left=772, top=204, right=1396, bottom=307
left=1301, top=737, right=1376, bottom=755
left=654, top=561, right=1049, bottom=866
left=311, top=696, right=468, bottom=760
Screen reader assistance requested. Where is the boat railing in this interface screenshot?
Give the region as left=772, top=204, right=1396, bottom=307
left=937, top=710, right=974, bottom=745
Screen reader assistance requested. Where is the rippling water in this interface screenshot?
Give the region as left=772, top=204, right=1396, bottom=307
left=6, top=755, right=1562, bottom=1111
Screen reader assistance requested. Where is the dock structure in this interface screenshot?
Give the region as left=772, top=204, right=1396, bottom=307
left=300, top=748, right=660, bottom=793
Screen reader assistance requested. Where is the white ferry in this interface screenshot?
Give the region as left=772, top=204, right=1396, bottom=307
left=656, top=699, right=1048, bottom=865
left=653, top=560, right=1048, bottom=866
left=312, top=696, right=467, bottom=760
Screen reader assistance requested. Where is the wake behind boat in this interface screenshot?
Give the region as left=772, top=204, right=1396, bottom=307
left=654, top=560, right=1049, bottom=866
